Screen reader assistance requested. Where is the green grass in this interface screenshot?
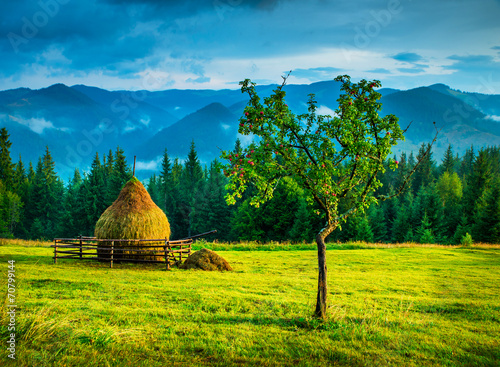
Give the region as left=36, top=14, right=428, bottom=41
left=1, top=241, right=499, bottom=366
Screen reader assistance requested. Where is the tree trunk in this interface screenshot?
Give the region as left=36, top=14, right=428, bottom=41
left=314, top=223, right=336, bottom=319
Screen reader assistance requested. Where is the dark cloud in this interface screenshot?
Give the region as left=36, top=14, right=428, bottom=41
left=391, top=52, right=423, bottom=63
left=0, top=0, right=498, bottom=92
left=446, top=54, right=499, bottom=72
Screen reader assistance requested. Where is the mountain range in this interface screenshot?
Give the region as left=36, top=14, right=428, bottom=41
left=1, top=80, right=499, bottom=180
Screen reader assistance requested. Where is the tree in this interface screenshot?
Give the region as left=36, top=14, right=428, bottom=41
left=412, top=143, right=435, bottom=194
left=26, top=147, right=64, bottom=239
left=80, top=153, right=108, bottom=235
left=0, top=127, right=15, bottom=189
left=436, top=171, right=463, bottom=242
left=441, top=144, right=456, bottom=174
left=289, top=197, right=315, bottom=243
left=0, top=182, right=23, bottom=237
left=106, top=147, right=131, bottom=204
left=59, top=169, right=83, bottom=237
left=158, top=149, right=175, bottom=219
left=473, top=178, right=500, bottom=243
left=220, top=74, right=435, bottom=318
left=179, top=141, right=204, bottom=237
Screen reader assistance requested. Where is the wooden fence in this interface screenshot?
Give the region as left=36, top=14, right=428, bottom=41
left=52, top=230, right=216, bottom=270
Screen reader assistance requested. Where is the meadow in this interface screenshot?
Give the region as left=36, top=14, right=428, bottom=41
left=1, top=239, right=499, bottom=366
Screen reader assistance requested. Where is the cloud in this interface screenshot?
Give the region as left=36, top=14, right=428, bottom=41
left=446, top=54, right=500, bottom=72
left=486, top=115, right=500, bottom=122
left=10, top=116, right=56, bottom=134
left=397, top=67, right=425, bottom=74
left=391, top=52, right=423, bottom=63
left=367, top=68, right=391, bottom=74
left=316, top=105, right=336, bottom=116
left=135, top=156, right=162, bottom=171
left=291, top=67, right=344, bottom=81
left=186, top=76, right=211, bottom=84
left=0, top=0, right=499, bottom=93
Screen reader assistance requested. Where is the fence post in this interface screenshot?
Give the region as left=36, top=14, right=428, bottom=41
left=164, top=238, right=170, bottom=271
left=110, top=241, right=114, bottom=268
left=79, top=235, right=83, bottom=259
left=54, top=239, right=57, bottom=264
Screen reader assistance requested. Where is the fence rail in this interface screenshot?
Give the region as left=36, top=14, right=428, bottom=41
left=52, top=230, right=216, bottom=270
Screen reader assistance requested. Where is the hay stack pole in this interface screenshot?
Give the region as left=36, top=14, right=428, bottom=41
left=94, top=176, right=170, bottom=261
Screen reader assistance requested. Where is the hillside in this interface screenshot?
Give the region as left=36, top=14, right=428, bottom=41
left=1, top=80, right=499, bottom=179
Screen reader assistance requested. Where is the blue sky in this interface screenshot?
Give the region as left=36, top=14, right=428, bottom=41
left=1, top=0, right=499, bottom=93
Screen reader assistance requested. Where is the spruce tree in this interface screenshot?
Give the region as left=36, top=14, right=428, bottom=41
left=459, top=146, right=475, bottom=180
left=59, top=169, right=83, bottom=237
left=392, top=191, right=414, bottom=243
left=368, top=203, right=388, bottom=243
left=412, top=143, right=435, bottom=194
left=441, top=144, right=456, bottom=174
left=289, top=197, right=314, bottom=243
left=81, top=153, right=108, bottom=235
left=27, top=147, right=64, bottom=239
left=473, top=178, right=500, bottom=243
left=179, top=141, right=204, bottom=237
left=0, top=127, right=15, bottom=189
left=158, top=149, right=174, bottom=218
left=354, top=214, right=374, bottom=243
left=147, top=174, right=161, bottom=206
left=462, top=148, right=492, bottom=224
left=107, top=147, right=131, bottom=204
left=436, top=171, right=463, bottom=242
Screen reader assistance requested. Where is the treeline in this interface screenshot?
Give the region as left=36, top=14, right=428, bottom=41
left=1, top=126, right=499, bottom=244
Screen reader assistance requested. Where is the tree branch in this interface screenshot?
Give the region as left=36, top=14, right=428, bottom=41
left=377, top=122, right=441, bottom=202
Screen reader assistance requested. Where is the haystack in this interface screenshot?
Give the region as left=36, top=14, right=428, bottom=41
left=95, top=177, right=170, bottom=261
left=180, top=248, right=232, bottom=271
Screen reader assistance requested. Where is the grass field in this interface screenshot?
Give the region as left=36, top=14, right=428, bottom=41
left=1, top=240, right=499, bottom=366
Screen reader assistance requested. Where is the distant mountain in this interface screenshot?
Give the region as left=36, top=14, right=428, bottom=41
left=135, top=102, right=238, bottom=162
left=1, top=80, right=499, bottom=180
left=427, top=83, right=500, bottom=118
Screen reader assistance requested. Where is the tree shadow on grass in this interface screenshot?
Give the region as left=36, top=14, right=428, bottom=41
left=204, top=314, right=344, bottom=332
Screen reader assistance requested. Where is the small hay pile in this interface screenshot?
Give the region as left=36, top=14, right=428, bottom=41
left=180, top=248, right=232, bottom=271
left=95, top=177, right=170, bottom=261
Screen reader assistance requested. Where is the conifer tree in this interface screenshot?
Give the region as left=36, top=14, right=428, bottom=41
left=354, top=214, right=374, bottom=242
left=59, top=169, right=83, bottom=237
left=27, top=147, right=64, bottom=239
left=473, top=178, right=500, bottom=243
left=81, top=153, right=108, bottom=235
left=179, top=141, right=204, bottom=237
left=158, top=149, right=175, bottom=218
left=0, top=127, right=15, bottom=189
left=107, top=147, right=131, bottom=204
left=289, top=197, right=314, bottom=243
left=368, top=203, right=388, bottom=243
left=441, top=144, right=456, bottom=174
left=147, top=174, right=161, bottom=206
left=412, top=143, right=435, bottom=194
